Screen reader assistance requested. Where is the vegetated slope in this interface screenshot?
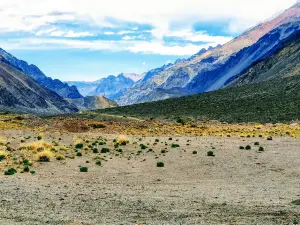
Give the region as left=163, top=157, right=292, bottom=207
left=0, top=60, right=78, bottom=115
left=97, top=75, right=300, bottom=123
left=226, top=32, right=300, bottom=87
left=117, top=2, right=300, bottom=105
left=66, top=95, right=118, bottom=111
left=0, top=48, right=82, bottom=99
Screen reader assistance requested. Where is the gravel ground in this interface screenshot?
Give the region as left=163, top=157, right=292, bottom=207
left=0, top=133, right=300, bottom=225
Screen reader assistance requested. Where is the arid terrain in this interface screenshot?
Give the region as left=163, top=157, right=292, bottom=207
left=0, top=114, right=299, bottom=225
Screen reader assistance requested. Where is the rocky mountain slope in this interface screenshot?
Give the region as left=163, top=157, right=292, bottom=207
left=66, top=95, right=118, bottom=111
left=0, top=59, right=78, bottom=115
left=226, top=31, right=300, bottom=87
left=118, top=2, right=300, bottom=105
left=187, top=20, right=300, bottom=93
left=0, top=48, right=83, bottom=99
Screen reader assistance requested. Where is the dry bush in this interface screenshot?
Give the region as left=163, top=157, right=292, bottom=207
left=117, top=135, right=129, bottom=145
left=0, top=150, right=8, bottom=160
left=36, top=150, right=53, bottom=162
left=20, top=141, right=53, bottom=152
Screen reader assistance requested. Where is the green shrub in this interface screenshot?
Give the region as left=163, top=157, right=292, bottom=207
left=171, top=144, right=180, bottom=148
left=161, top=150, right=166, bottom=154
left=140, top=144, right=147, bottom=150
left=96, top=161, right=102, bottom=166
left=207, top=151, right=215, bottom=157
left=75, top=143, right=84, bottom=149
left=30, top=170, right=36, bottom=174
left=80, top=167, right=88, bottom=172
left=4, top=168, right=17, bottom=175
left=155, top=139, right=159, bottom=143
left=23, top=165, right=30, bottom=172
left=101, top=148, right=110, bottom=153
left=239, top=146, right=245, bottom=150
left=245, top=145, right=251, bottom=150
left=192, top=151, right=198, bottom=154
left=92, top=148, right=99, bottom=153
left=267, top=136, right=273, bottom=141
left=258, top=147, right=265, bottom=152
left=254, top=142, right=260, bottom=146
left=76, top=152, right=82, bottom=157
left=157, top=162, right=164, bottom=167
left=168, top=137, right=173, bottom=140
left=37, top=135, right=43, bottom=140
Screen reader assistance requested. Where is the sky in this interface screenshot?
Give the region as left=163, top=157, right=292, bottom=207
left=0, top=0, right=297, bottom=81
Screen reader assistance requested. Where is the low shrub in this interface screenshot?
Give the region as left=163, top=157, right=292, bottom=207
left=207, top=151, right=215, bottom=157
left=80, top=167, right=88, bottom=172
left=157, top=162, right=164, bottom=167
left=4, top=168, right=17, bottom=175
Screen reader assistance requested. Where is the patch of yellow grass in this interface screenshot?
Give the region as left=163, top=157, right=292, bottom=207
left=20, top=141, right=53, bottom=152
left=117, top=135, right=129, bottom=145
left=0, top=150, right=8, bottom=160
left=56, top=154, right=65, bottom=160
left=0, top=136, right=7, bottom=145
left=36, top=150, right=53, bottom=162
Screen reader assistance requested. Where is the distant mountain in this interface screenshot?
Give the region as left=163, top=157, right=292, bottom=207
left=0, top=58, right=78, bottom=115
left=67, top=73, right=143, bottom=98
left=66, top=80, right=101, bottom=96
left=121, top=73, right=144, bottom=82
left=117, top=2, right=300, bottom=105
left=66, top=95, right=118, bottom=111
left=86, top=74, right=135, bottom=100
left=0, top=48, right=83, bottom=99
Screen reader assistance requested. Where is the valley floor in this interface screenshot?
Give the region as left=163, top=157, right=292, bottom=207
left=0, top=128, right=300, bottom=225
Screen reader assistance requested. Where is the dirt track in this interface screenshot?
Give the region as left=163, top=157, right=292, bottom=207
left=0, top=133, right=300, bottom=225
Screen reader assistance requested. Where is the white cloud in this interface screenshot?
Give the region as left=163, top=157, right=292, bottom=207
left=35, top=28, right=94, bottom=37
left=104, top=31, right=115, bottom=35
left=122, top=36, right=133, bottom=40
left=0, top=0, right=296, bottom=36
left=1, top=38, right=217, bottom=56
left=0, top=0, right=297, bottom=57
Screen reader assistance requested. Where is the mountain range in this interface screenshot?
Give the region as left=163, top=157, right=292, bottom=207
left=67, top=73, right=144, bottom=99
left=99, top=29, right=300, bottom=123
left=117, top=2, right=300, bottom=105
left=0, top=2, right=299, bottom=119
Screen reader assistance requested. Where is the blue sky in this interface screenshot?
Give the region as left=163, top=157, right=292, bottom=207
left=0, top=0, right=297, bottom=81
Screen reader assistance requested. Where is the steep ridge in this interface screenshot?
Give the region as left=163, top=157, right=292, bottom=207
left=225, top=31, right=300, bottom=87
left=118, top=2, right=300, bottom=105
left=0, top=59, right=78, bottom=115
left=0, top=48, right=83, bottom=99
left=187, top=21, right=300, bottom=93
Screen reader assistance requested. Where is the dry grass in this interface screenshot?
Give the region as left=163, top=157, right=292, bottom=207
left=116, top=135, right=129, bottom=145
left=0, top=150, right=8, bottom=160
left=36, top=150, right=53, bottom=162
left=20, top=141, right=53, bottom=152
